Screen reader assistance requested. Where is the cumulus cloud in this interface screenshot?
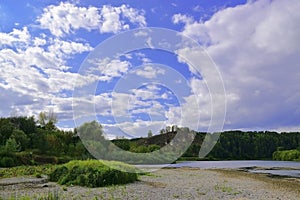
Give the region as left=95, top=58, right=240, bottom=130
left=48, top=38, right=93, bottom=57
left=172, top=14, right=194, bottom=25
left=100, top=4, right=146, bottom=33
left=37, top=2, right=100, bottom=37
left=88, top=57, right=132, bottom=82
left=173, top=0, right=300, bottom=130
left=0, top=2, right=146, bottom=129
left=0, top=27, right=31, bottom=47
left=38, top=2, right=146, bottom=37
left=0, top=26, right=95, bottom=120
left=135, top=65, right=165, bottom=79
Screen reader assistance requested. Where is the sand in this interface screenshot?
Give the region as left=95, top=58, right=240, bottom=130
left=1, top=167, right=300, bottom=200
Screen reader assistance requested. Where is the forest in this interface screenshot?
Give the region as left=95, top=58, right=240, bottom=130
left=0, top=115, right=299, bottom=167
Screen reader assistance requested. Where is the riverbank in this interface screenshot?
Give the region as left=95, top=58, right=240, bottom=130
left=1, top=167, right=300, bottom=200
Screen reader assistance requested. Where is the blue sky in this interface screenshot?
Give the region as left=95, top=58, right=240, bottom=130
left=1, top=0, right=300, bottom=138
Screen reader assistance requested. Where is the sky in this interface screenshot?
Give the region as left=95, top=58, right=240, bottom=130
left=0, top=0, right=300, bottom=138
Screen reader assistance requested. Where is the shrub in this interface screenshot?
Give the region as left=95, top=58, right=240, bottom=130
left=2, top=138, right=20, bottom=153
left=48, top=160, right=139, bottom=187
left=147, top=144, right=160, bottom=152
left=0, top=156, right=16, bottom=167
left=273, top=149, right=300, bottom=161
left=0, top=151, right=20, bottom=167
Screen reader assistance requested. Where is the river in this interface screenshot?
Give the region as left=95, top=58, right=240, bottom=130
left=171, top=160, right=300, bottom=178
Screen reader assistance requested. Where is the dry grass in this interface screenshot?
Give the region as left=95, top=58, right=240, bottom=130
left=210, top=169, right=300, bottom=194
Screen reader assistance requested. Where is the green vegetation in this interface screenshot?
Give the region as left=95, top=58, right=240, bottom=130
left=214, top=183, right=240, bottom=195
left=0, top=114, right=92, bottom=167
left=0, top=192, right=60, bottom=200
left=273, top=148, right=300, bottom=161
left=1, top=114, right=300, bottom=167
left=207, top=131, right=300, bottom=160
left=49, top=160, right=139, bottom=187
left=112, top=130, right=300, bottom=161
left=0, top=164, right=56, bottom=178
left=0, top=160, right=139, bottom=188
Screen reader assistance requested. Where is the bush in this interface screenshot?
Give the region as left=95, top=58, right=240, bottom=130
left=49, top=160, right=139, bottom=187
left=273, top=149, right=300, bottom=161
left=0, top=151, right=20, bottom=167
left=0, top=156, right=16, bottom=167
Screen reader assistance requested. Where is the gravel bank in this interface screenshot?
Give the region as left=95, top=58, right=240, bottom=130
left=1, top=167, right=299, bottom=200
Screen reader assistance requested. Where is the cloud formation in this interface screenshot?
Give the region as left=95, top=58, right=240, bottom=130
left=0, top=2, right=146, bottom=125
left=38, top=2, right=146, bottom=37
left=173, top=0, right=300, bottom=130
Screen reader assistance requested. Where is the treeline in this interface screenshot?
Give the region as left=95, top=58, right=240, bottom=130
left=113, top=130, right=300, bottom=161
left=1, top=115, right=299, bottom=167
left=0, top=115, right=91, bottom=167
left=204, top=131, right=300, bottom=160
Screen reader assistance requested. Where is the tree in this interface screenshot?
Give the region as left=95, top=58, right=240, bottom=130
left=2, top=138, right=20, bottom=153
left=166, top=126, right=171, bottom=133
left=38, top=110, right=57, bottom=130
left=0, top=119, right=14, bottom=145
left=171, top=125, right=177, bottom=132
left=147, top=130, right=153, bottom=138
left=77, top=121, right=104, bottom=140
left=11, top=129, right=29, bottom=150
left=77, top=121, right=109, bottom=159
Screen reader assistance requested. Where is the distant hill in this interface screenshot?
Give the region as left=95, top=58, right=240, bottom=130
left=112, top=130, right=300, bottom=161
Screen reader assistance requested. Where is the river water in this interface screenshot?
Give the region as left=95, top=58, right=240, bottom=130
left=171, top=160, right=300, bottom=178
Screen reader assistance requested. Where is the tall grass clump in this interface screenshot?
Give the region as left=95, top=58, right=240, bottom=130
left=49, top=160, right=139, bottom=187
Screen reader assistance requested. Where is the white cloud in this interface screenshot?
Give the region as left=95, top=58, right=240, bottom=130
left=0, top=25, right=96, bottom=121
left=0, top=2, right=146, bottom=129
left=172, top=14, right=194, bottom=25
left=88, top=58, right=131, bottom=82
left=173, top=0, right=300, bottom=130
left=193, top=5, right=203, bottom=12
left=48, top=38, right=93, bottom=56
left=38, top=2, right=100, bottom=37
left=37, top=2, right=146, bottom=37
left=100, top=4, right=146, bottom=33
left=110, top=92, right=133, bottom=118
left=134, top=30, right=149, bottom=37
left=105, top=120, right=166, bottom=137
left=0, top=27, right=31, bottom=47
left=135, top=65, right=165, bottom=79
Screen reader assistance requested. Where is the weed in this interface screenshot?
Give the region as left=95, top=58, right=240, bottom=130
left=214, top=183, right=240, bottom=195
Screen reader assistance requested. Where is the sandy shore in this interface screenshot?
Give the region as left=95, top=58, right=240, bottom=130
left=1, top=167, right=300, bottom=200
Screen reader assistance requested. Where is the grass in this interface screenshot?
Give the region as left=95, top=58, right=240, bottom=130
left=49, top=160, right=139, bottom=187
left=0, top=160, right=140, bottom=188
left=0, top=191, right=60, bottom=200
left=214, top=183, right=240, bottom=195
left=1, top=160, right=140, bottom=199
left=0, top=164, right=56, bottom=178
left=211, top=169, right=300, bottom=194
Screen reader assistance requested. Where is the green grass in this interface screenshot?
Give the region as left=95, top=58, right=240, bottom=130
left=0, top=164, right=55, bottom=178
left=49, top=160, right=139, bottom=187
left=0, top=191, right=60, bottom=200
left=214, top=183, right=240, bottom=195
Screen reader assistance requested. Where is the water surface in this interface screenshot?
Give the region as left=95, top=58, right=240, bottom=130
left=172, top=160, right=300, bottom=178
left=172, top=160, right=300, bottom=169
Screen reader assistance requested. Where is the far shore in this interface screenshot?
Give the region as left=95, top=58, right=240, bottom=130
left=1, top=167, right=300, bottom=200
